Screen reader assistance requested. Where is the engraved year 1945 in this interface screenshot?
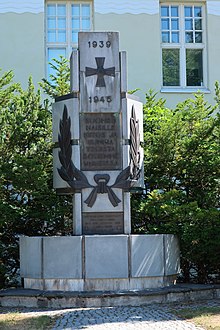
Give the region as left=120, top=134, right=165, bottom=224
left=89, top=96, right=112, bottom=103
left=88, top=41, right=111, bottom=48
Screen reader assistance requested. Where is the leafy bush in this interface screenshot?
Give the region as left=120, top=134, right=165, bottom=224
left=0, top=70, right=72, bottom=288
left=132, top=88, right=220, bottom=283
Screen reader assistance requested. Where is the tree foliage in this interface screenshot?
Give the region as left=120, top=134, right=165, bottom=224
left=0, top=70, right=72, bottom=288
left=40, top=56, right=70, bottom=98
left=131, top=88, right=220, bottom=283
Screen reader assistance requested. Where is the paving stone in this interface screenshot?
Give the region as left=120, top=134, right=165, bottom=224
left=50, top=305, right=205, bottom=329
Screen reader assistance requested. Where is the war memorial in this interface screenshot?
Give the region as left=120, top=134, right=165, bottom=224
left=19, top=32, right=180, bottom=292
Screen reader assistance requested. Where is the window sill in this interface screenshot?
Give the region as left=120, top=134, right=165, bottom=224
left=160, top=88, right=211, bottom=94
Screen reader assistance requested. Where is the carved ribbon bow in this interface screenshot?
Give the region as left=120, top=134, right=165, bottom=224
left=85, top=174, right=121, bottom=208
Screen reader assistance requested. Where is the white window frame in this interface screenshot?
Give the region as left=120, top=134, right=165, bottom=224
left=45, top=0, right=93, bottom=78
left=160, top=2, right=209, bottom=93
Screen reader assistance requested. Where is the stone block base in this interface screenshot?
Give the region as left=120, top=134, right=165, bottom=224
left=20, top=234, right=180, bottom=291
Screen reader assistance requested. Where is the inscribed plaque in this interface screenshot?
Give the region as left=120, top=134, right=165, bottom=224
left=82, top=212, right=124, bottom=234
left=80, top=113, right=122, bottom=170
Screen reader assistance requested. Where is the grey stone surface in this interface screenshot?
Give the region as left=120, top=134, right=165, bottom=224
left=131, top=235, right=164, bottom=277
left=164, top=234, right=181, bottom=276
left=123, top=193, right=131, bottom=234
left=122, top=97, right=144, bottom=142
left=78, top=31, right=120, bottom=113
left=82, top=171, right=123, bottom=213
left=53, top=145, right=80, bottom=189
left=120, top=51, right=127, bottom=92
left=43, top=236, right=82, bottom=279
left=20, top=235, right=180, bottom=291
left=52, top=98, right=79, bottom=142
left=70, top=50, right=79, bottom=92
left=73, top=193, right=82, bottom=235
left=79, top=32, right=120, bottom=72
left=85, top=235, right=129, bottom=279
left=20, top=236, right=42, bottom=278
left=1, top=285, right=219, bottom=309
left=51, top=305, right=205, bottom=330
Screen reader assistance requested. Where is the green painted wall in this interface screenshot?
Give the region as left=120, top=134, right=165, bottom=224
left=0, top=13, right=44, bottom=89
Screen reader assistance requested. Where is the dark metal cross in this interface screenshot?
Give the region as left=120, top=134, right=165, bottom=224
left=85, top=57, right=115, bottom=87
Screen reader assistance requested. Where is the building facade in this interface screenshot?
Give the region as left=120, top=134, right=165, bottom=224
left=0, top=0, right=220, bottom=107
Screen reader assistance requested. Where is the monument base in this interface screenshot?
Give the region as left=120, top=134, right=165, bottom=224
left=20, top=234, right=180, bottom=292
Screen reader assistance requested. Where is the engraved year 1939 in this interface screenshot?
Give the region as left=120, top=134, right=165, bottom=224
left=88, top=41, right=111, bottom=48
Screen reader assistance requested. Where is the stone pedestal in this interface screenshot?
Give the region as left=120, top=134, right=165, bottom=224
left=20, top=234, right=180, bottom=291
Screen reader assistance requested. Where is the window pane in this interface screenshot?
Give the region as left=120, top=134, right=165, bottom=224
left=82, top=18, right=90, bottom=30
left=162, top=18, right=169, bottom=30
left=185, top=6, right=192, bottom=17
left=82, top=4, right=90, bottom=16
left=48, top=18, right=56, bottom=29
left=47, top=4, right=56, bottom=16
left=48, top=31, right=56, bottom=42
left=185, top=19, right=193, bottom=30
left=162, top=32, right=170, bottom=43
left=195, top=19, right=202, bottom=30
left=171, top=19, right=179, bottom=30
left=161, top=6, right=169, bottom=17
left=72, top=18, right=80, bottom=29
left=186, top=49, right=203, bottom=86
left=48, top=48, right=66, bottom=61
left=194, top=7, right=202, bottom=17
left=172, top=32, right=179, bottom=43
left=162, top=49, right=180, bottom=86
left=58, top=18, right=66, bottom=29
left=48, top=48, right=66, bottom=78
left=195, top=32, right=202, bottom=43
left=185, top=32, right=193, bottom=43
left=72, top=4, right=80, bottom=16
left=72, top=31, right=78, bottom=43
left=58, top=31, right=66, bottom=42
left=171, top=6, right=178, bottom=17
left=57, top=5, right=66, bottom=16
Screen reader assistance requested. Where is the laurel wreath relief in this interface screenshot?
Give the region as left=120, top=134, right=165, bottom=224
left=130, top=105, right=141, bottom=181
left=57, top=105, right=131, bottom=207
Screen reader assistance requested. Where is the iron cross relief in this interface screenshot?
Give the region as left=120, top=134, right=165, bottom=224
left=85, top=57, right=115, bottom=87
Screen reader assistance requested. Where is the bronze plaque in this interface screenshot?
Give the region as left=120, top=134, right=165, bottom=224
left=80, top=113, right=122, bottom=170
left=83, top=212, right=124, bottom=234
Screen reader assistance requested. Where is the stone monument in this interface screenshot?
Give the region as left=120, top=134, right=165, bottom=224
left=20, top=32, right=180, bottom=291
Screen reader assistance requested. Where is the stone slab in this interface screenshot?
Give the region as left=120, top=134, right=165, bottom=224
left=1, top=284, right=219, bottom=308
left=79, top=32, right=120, bottom=72
left=70, top=50, right=79, bottom=92
left=164, top=234, right=181, bottom=275
left=122, top=96, right=144, bottom=142
left=78, top=32, right=120, bottom=113
left=73, top=193, right=82, bottom=235
left=82, top=212, right=124, bottom=235
left=85, top=235, right=129, bottom=279
left=82, top=187, right=123, bottom=212
left=52, top=98, right=80, bottom=143
left=81, top=170, right=123, bottom=213
left=131, top=235, right=164, bottom=277
left=43, top=236, right=82, bottom=279
left=53, top=145, right=80, bottom=190
left=20, top=236, right=42, bottom=278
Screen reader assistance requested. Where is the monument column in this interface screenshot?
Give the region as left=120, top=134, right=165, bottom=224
left=52, top=32, right=144, bottom=235
left=19, top=32, right=180, bottom=293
